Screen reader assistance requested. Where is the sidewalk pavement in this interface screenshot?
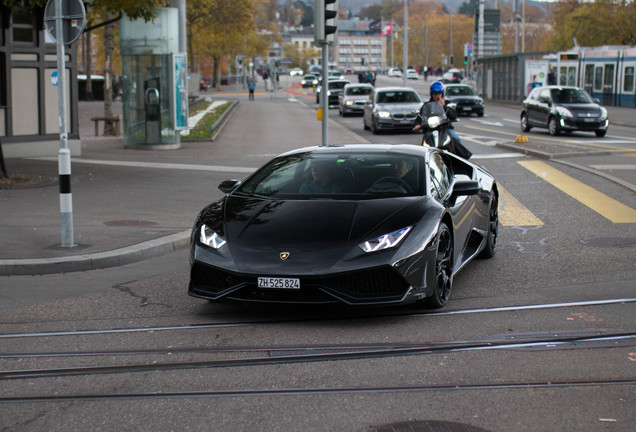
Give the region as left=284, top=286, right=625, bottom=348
left=1, top=78, right=634, bottom=276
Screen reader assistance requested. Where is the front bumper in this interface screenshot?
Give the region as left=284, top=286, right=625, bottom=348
left=189, top=260, right=413, bottom=305
left=374, top=116, right=418, bottom=131
left=559, top=117, right=609, bottom=132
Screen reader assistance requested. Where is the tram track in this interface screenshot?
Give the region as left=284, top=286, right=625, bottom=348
left=1, top=298, right=634, bottom=409
left=1, top=331, right=634, bottom=380
left=2, top=378, right=634, bottom=404
left=2, top=297, right=634, bottom=340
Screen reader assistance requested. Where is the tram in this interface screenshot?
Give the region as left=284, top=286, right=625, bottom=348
left=546, top=45, right=636, bottom=108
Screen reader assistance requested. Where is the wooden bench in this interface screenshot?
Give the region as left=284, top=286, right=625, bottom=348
left=90, top=116, right=121, bottom=136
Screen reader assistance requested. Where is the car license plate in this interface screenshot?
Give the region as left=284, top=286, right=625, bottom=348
left=462, top=107, right=471, bottom=111
left=258, top=277, right=300, bottom=289
left=583, top=118, right=595, bottom=122
left=400, top=120, right=411, bottom=124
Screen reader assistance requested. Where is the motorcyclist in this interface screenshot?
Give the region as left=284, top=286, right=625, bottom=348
left=414, top=81, right=461, bottom=144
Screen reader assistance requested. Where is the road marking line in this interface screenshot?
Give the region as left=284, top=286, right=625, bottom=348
left=589, top=164, right=636, bottom=170
left=519, top=160, right=636, bottom=223
left=498, top=185, right=544, bottom=226
left=29, top=157, right=256, bottom=173
left=464, top=125, right=630, bottom=151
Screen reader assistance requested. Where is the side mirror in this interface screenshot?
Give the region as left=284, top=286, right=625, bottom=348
left=219, top=179, right=241, bottom=194
left=451, top=179, right=479, bottom=197
left=447, top=102, right=457, bottom=110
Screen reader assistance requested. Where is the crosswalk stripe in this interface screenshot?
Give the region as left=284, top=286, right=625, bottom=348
left=498, top=185, right=544, bottom=227
left=519, top=160, right=636, bottom=223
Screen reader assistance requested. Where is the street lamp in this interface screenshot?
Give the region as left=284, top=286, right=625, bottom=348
left=402, top=0, right=408, bottom=87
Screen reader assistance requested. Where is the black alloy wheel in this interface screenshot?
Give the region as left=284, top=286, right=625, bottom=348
left=479, top=195, right=499, bottom=259
left=520, top=113, right=531, bottom=132
left=427, top=222, right=453, bottom=308
left=549, top=116, right=560, bottom=135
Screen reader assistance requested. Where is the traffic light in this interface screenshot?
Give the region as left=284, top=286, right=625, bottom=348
left=450, top=55, right=454, bottom=66
left=464, top=56, right=468, bottom=65
left=314, top=0, right=338, bottom=45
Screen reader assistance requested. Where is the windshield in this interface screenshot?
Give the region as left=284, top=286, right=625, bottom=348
left=447, top=86, right=476, bottom=96
left=236, top=152, right=424, bottom=199
left=347, top=87, right=373, bottom=96
left=329, top=81, right=349, bottom=90
left=551, top=88, right=594, bottom=104
left=376, top=91, right=421, bottom=103
left=419, top=101, right=446, bottom=119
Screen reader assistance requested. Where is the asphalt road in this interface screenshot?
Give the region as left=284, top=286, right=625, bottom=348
left=1, top=75, right=635, bottom=432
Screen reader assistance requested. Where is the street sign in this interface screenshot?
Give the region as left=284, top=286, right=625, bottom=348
left=44, top=0, right=86, bottom=45
left=51, top=70, right=58, bottom=86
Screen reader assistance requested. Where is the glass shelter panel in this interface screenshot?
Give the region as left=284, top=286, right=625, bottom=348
left=122, top=55, right=179, bottom=147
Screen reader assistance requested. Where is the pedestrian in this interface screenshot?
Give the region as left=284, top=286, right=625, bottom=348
left=247, top=78, right=256, bottom=101
left=548, top=66, right=556, bottom=85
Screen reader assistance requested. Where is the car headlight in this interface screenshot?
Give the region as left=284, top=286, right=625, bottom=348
left=556, top=106, right=573, bottom=117
left=199, top=224, right=226, bottom=249
left=600, top=107, right=608, bottom=119
left=427, top=116, right=441, bottom=128
left=345, top=100, right=354, bottom=106
left=376, top=111, right=391, bottom=119
left=301, top=80, right=306, bottom=85
left=358, top=227, right=411, bottom=253
left=327, top=90, right=332, bottom=96
left=477, top=98, right=484, bottom=105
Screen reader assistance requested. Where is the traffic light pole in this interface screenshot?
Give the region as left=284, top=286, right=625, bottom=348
left=321, top=42, right=329, bottom=147
left=55, top=0, right=74, bottom=247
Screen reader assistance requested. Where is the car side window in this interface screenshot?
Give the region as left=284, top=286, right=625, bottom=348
left=428, top=153, right=451, bottom=200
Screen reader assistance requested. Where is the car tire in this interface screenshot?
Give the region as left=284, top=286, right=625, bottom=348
left=595, top=130, right=607, bottom=137
left=371, top=119, right=380, bottom=135
left=426, top=222, right=453, bottom=309
left=477, top=110, right=484, bottom=117
left=479, top=195, right=498, bottom=259
left=363, top=116, right=369, bottom=130
left=548, top=116, right=560, bottom=136
left=520, top=113, right=531, bottom=132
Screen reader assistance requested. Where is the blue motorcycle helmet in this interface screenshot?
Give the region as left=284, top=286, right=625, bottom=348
left=430, top=81, right=445, bottom=96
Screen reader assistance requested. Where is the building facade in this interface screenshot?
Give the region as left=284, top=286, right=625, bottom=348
left=0, top=5, right=80, bottom=158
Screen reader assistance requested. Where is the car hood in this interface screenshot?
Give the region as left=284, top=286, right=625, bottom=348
left=375, top=102, right=422, bottom=113
left=208, top=195, right=434, bottom=245
left=196, top=195, right=438, bottom=273
left=446, top=95, right=479, bottom=102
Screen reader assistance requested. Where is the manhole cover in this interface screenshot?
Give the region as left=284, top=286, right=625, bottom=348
left=369, top=420, right=490, bottom=432
left=104, top=220, right=159, bottom=227
left=580, top=237, right=636, bottom=248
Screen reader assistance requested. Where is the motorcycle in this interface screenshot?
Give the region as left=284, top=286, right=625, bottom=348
left=416, top=101, right=472, bottom=160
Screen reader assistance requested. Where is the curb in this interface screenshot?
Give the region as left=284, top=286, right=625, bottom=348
left=496, top=142, right=610, bottom=160
left=0, top=230, right=191, bottom=276
left=211, top=100, right=239, bottom=141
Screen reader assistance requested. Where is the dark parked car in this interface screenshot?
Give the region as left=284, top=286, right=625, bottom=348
left=521, top=86, right=609, bottom=137
left=188, top=144, right=499, bottom=308
left=338, top=83, right=374, bottom=116
left=444, top=84, right=484, bottom=117
left=316, top=79, right=350, bottom=106
left=363, top=87, right=423, bottom=134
